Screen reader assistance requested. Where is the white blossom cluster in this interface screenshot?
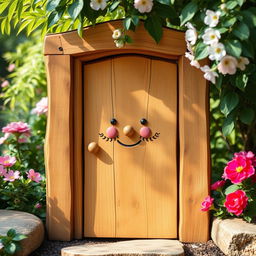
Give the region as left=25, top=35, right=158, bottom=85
left=185, top=9, right=249, bottom=84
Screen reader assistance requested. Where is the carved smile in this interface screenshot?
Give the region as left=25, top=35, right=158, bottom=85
left=117, top=139, right=142, bottom=147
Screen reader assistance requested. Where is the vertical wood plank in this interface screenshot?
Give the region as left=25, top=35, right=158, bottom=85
left=83, top=59, right=116, bottom=237
left=73, top=59, right=83, bottom=239
left=44, top=55, right=73, bottom=241
left=146, top=60, right=177, bottom=238
left=178, top=56, right=210, bottom=242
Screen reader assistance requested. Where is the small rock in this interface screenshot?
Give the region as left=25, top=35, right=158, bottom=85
left=62, top=239, right=184, bottom=256
left=211, top=218, right=256, bottom=256
left=0, top=210, right=44, bottom=256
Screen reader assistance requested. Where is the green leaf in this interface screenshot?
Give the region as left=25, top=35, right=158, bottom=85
left=5, top=242, right=16, bottom=254
left=226, top=1, right=238, bottom=9
left=225, top=40, right=242, bottom=58
left=7, top=0, right=18, bottom=21
left=242, top=41, right=254, bottom=58
left=68, top=0, right=84, bottom=20
left=1, top=17, right=7, bottom=34
left=13, top=234, right=27, bottom=241
left=124, top=35, right=133, bottom=43
left=7, top=229, right=16, bottom=238
left=46, top=0, right=62, bottom=12
left=179, top=2, right=198, bottom=26
left=123, top=17, right=132, bottom=30
left=17, top=19, right=31, bottom=34
left=239, top=108, right=255, bottom=124
left=0, top=1, right=9, bottom=15
left=232, top=22, right=250, bottom=40
left=220, top=92, right=239, bottom=116
left=223, top=116, right=235, bottom=136
left=194, top=42, right=209, bottom=60
left=144, top=16, right=163, bottom=43
left=235, top=73, right=248, bottom=91
left=156, top=0, right=170, bottom=5
left=215, top=74, right=223, bottom=90
left=109, top=1, right=120, bottom=12
left=131, top=15, right=139, bottom=26
left=225, top=184, right=240, bottom=195
left=154, top=3, right=177, bottom=19
left=222, top=17, right=237, bottom=27
left=48, top=9, right=64, bottom=29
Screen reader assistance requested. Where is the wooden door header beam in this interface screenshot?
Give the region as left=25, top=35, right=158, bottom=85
left=44, top=20, right=186, bottom=56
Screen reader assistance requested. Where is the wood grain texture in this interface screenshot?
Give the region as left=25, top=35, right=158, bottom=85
left=178, top=56, right=210, bottom=242
left=83, top=59, right=116, bottom=237
left=73, top=59, right=83, bottom=239
left=44, top=55, right=73, bottom=240
left=44, top=21, right=186, bottom=56
left=146, top=59, right=177, bottom=238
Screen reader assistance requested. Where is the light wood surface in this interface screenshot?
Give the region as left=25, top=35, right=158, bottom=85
left=84, top=59, right=116, bottom=237
left=44, top=55, right=73, bottom=240
left=73, top=58, right=83, bottom=239
left=178, top=56, right=210, bottom=242
left=83, top=55, right=177, bottom=238
left=44, top=21, right=186, bottom=56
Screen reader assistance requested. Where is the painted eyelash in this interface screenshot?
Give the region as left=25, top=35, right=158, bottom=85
left=140, top=132, right=160, bottom=142
left=99, top=133, right=118, bottom=142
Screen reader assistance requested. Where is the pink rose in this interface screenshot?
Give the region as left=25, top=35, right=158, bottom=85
left=35, top=203, right=42, bottom=209
left=32, top=97, right=48, bottom=116
left=234, top=151, right=256, bottom=166
left=0, top=156, right=16, bottom=167
left=1, top=80, right=9, bottom=88
left=0, top=133, right=10, bottom=145
left=211, top=180, right=225, bottom=190
left=3, top=170, right=20, bottom=182
left=224, top=190, right=248, bottom=216
left=201, top=195, right=214, bottom=211
left=27, top=169, right=42, bottom=183
left=223, top=155, right=255, bottom=184
left=2, top=122, right=30, bottom=135
left=0, top=165, right=6, bottom=177
left=7, top=64, right=15, bottom=72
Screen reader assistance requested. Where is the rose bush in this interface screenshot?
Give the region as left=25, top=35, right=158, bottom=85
left=202, top=151, right=256, bottom=222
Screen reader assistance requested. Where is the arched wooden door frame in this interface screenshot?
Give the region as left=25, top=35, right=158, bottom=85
left=44, top=20, right=210, bottom=242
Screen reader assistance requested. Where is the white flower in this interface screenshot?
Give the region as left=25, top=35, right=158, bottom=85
left=90, top=0, right=107, bottom=11
left=201, top=65, right=219, bottom=84
left=237, top=57, right=249, bottom=71
left=134, top=0, right=153, bottom=13
left=0, top=242, right=3, bottom=250
left=218, top=55, right=238, bottom=75
left=185, top=52, right=200, bottom=69
left=202, top=28, right=221, bottom=45
left=32, top=97, right=48, bottom=115
left=115, top=40, right=124, bottom=48
left=220, top=3, right=226, bottom=11
left=204, top=10, right=221, bottom=27
left=112, top=29, right=122, bottom=40
left=209, top=43, right=226, bottom=61
left=185, top=22, right=197, bottom=45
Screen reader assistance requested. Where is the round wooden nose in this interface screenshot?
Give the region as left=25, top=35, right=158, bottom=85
left=123, top=125, right=134, bottom=137
left=88, top=142, right=99, bottom=154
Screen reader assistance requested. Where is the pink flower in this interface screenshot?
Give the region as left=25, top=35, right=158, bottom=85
left=201, top=196, right=214, bottom=211
left=27, top=169, right=42, bottom=183
left=18, top=137, right=28, bottom=143
left=7, top=64, right=15, bottom=72
left=2, top=122, right=30, bottom=135
left=32, top=97, right=48, bottom=115
left=0, top=156, right=16, bottom=167
left=223, top=155, right=255, bottom=184
left=217, top=55, right=238, bottom=75
left=224, top=190, right=248, bottom=216
left=234, top=151, right=256, bottom=166
left=3, top=170, right=20, bottom=182
left=35, top=203, right=42, bottom=209
left=0, top=165, right=6, bottom=177
left=211, top=180, right=225, bottom=190
left=0, top=133, right=10, bottom=144
left=1, top=80, right=9, bottom=88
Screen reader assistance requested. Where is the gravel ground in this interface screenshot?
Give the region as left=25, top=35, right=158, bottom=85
left=30, top=239, right=225, bottom=256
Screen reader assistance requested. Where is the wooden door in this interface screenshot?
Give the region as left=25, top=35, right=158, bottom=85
left=84, top=55, right=177, bottom=238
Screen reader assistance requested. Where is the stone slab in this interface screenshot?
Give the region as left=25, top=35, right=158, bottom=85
left=62, top=239, right=184, bottom=256
left=0, top=210, right=44, bottom=256
left=211, top=218, right=256, bottom=256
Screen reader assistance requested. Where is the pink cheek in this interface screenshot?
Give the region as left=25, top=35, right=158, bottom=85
left=106, top=126, right=118, bottom=138
left=140, top=127, right=151, bottom=138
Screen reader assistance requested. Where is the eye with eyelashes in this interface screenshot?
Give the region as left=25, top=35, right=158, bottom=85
left=99, top=132, right=118, bottom=142
left=140, top=132, right=160, bottom=142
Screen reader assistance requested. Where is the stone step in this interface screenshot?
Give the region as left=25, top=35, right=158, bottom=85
left=0, top=210, right=44, bottom=256
left=211, top=218, right=256, bottom=256
left=62, top=239, right=184, bottom=256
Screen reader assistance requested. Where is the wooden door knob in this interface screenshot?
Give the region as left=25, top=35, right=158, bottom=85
left=123, top=125, right=134, bottom=137
left=88, top=142, right=99, bottom=154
